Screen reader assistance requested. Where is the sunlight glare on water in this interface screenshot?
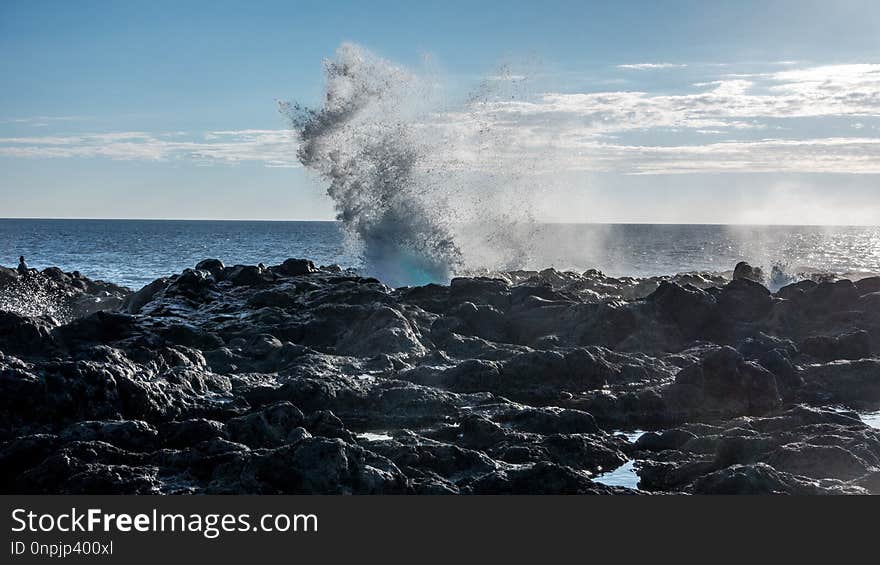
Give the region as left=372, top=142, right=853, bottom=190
left=3, top=220, right=880, bottom=289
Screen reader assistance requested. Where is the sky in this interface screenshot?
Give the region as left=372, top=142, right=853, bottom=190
left=1, top=0, right=879, bottom=224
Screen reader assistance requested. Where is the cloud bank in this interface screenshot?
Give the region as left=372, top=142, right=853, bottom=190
left=0, top=130, right=301, bottom=167
left=2, top=62, right=879, bottom=176
left=617, top=62, right=687, bottom=70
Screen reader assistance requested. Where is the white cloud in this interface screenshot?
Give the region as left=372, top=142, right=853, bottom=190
left=0, top=130, right=301, bottom=167
left=414, top=126, right=880, bottom=175
left=617, top=63, right=687, bottom=70
left=474, top=63, right=880, bottom=137
left=0, top=115, right=91, bottom=127
left=2, top=63, right=878, bottom=177
left=413, top=62, right=880, bottom=175
left=610, top=137, right=880, bottom=175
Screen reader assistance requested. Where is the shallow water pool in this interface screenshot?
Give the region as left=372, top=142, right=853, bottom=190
left=592, top=460, right=640, bottom=489
left=592, top=430, right=646, bottom=489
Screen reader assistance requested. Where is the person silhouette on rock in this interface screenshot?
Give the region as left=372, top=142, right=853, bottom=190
left=17, top=256, right=30, bottom=276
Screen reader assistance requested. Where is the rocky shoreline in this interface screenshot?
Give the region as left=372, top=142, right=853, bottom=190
left=2, top=258, right=880, bottom=494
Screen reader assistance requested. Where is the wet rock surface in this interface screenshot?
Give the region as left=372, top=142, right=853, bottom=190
left=2, top=260, right=880, bottom=494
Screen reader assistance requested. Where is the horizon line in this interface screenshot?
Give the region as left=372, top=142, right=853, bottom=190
left=1, top=217, right=879, bottom=228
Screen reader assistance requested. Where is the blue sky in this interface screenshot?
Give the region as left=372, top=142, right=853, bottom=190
left=2, top=0, right=879, bottom=223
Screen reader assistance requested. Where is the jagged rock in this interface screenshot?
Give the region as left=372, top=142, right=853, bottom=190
left=367, top=432, right=498, bottom=491
left=692, top=463, right=867, bottom=495
left=738, top=333, right=798, bottom=358
left=195, top=258, right=225, bottom=278
left=802, top=280, right=862, bottom=317
left=59, top=420, right=160, bottom=452
left=3, top=258, right=880, bottom=494
left=800, top=359, right=880, bottom=405
left=635, top=429, right=697, bottom=451
left=646, top=282, right=715, bottom=338
left=733, top=261, right=765, bottom=283
left=801, top=330, right=871, bottom=361
left=278, top=258, right=316, bottom=276
left=776, top=279, right=817, bottom=301
left=0, top=311, right=57, bottom=356
left=497, top=407, right=600, bottom=435
left=161, top=418, right=227, bottom=447
left=633, top=406, right=880, bottom=493
left=226, top=402, right=306, bottom=448
left=467, top=462, right=634, bottom=494
left=716, top=278, right=773, bottom=323
left=226, top=265, right=273, bottom=286
left=122, top=278, right=170, bottom=314
left=210, top=437, right=409, bottom=494
left=664, top=346, right=781, bottom=418
left=763, top=443, right=872, bottom=481
left=854, top=277, right=880, bottom=295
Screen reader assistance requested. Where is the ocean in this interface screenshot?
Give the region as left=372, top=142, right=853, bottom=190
left=2, top=218, right=880, bottom=290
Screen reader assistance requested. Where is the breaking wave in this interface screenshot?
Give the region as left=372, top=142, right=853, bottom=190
left=282, top=43, right=540, bottom=286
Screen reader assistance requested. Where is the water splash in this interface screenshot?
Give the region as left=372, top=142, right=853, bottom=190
left=0, top=276, right=69, bottom=321
left=282, top=44, right=460, bottom=286
left=768, top=262, right=799, bottom=292
left=282, top=43, right=541, bottom=286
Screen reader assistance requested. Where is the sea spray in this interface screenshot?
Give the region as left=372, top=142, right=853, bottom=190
left=0, top=275, right=70, bottom=321
left=283, top=43, right=543, bottom=286
left=282, top=44, right=460, bottom=287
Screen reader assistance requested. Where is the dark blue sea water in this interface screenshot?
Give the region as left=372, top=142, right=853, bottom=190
left=0, top=219, right=357, bottom=289
left=2, top=219, right=880, bottom=289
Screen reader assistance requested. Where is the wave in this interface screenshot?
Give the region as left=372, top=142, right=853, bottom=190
left=282, top=43, right=539, bottom=287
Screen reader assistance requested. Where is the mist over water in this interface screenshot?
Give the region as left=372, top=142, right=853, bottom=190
left=3, top=220, right=880, bottom=290
left=283, top=43, right=541, bottom=286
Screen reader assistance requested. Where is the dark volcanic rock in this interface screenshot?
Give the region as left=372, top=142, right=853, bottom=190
left=733, top=261, right=765, bottom=283
left=664, top=346, right=781, bottom=419
left=467, top=462, right=634, bottom=495
left=717, top=278, right=773, bottom=323
left=692, top=463, right=866, bottom=495
left=801, top=330, right=871, bottom=362
left=3, top=258, right=880, bottom=494
left=195, top=259, right=225, bottom=278
left=210, top=437, right=409, bottom=494
left=0, top=266, right=130, bottom=320
left=634, top=405, right=880, bottom=494
left=277, top=258, right=316, bottom=276
left=799, top=359, right=880, bottom=406
left=226, top=401, right=306, bottom=448
left=646, top=281, right=716, bottom=339
left=0, top=311, right=57, bottom=356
